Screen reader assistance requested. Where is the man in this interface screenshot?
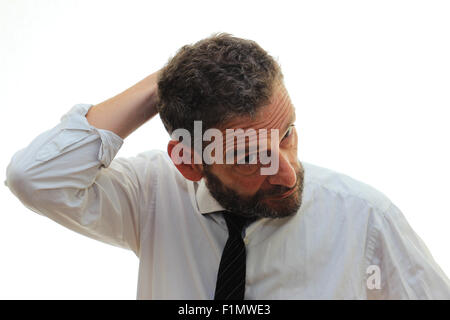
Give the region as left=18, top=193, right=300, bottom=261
left=6, top=33, right=450, bottom=299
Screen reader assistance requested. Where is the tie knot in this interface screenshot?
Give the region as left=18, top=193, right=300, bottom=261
left=222, top=212, right=256, bottom=237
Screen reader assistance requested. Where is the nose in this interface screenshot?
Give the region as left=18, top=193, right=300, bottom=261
left=266, top=151, right=297, bottom=188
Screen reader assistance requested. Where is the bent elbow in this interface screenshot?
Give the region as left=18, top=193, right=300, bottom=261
left=5, top=159, right=35, bottom=206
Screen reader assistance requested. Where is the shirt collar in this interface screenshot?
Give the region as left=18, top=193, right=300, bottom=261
left=194, top=178, right=226, bottom=215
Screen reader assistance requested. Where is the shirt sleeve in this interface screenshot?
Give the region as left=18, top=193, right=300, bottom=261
left=5, top=104, right=152, bottom=255
left=365, top=202, right=450, bottom=299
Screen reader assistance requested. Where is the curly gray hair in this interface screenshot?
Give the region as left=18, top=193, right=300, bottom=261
left=157, top=33, right=283, bottom=139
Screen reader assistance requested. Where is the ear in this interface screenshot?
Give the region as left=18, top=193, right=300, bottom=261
left=167, top=140, right=204, bottom=181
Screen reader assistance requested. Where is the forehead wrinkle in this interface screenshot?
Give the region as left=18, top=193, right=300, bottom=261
left=255, top=90, right=294, bottom=140
left=236, top=90, right=291, bottom=132
left=255, top=89, right=290, bottom=127
left=219, top=89, right=294, bottom=157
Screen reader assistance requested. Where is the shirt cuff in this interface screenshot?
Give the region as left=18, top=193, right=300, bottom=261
left=59, top=103, right=124, bottom=167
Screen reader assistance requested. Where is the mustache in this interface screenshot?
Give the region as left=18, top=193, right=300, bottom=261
left=256, top=168, right=303, bottom=199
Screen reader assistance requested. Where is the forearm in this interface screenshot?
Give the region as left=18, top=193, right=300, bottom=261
left=86, top=71, right=160, bottom=139
left=5, top=103, right=142, bottom=252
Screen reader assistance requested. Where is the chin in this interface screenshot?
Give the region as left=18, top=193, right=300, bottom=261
left=256, top=191, right=302, bottom=219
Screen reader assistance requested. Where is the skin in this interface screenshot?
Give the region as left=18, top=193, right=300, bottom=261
left=85, top=69, right=302, bottom=217
left=168, top=82, right=304, bottom=216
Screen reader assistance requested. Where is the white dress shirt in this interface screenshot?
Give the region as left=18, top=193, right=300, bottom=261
left=5, top=104, right=450, bottom=299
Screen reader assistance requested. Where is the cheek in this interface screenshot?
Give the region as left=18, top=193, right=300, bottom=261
left=278, top=130, right=299, bottom=171
left=284, top=129, right=298, bottom=154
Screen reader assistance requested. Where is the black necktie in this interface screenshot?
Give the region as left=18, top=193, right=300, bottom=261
left=214, top=211, right=255, bottom=300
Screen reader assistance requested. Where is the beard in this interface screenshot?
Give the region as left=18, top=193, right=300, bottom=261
left=202, top=162, right=304, bottom=219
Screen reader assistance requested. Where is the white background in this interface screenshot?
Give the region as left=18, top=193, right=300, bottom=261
left=1, top=0, right=449, bottom=299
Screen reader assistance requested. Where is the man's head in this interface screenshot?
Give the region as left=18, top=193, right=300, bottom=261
left=157, top=33, right=304, bottom=219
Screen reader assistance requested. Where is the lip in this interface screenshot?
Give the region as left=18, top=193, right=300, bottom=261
left=266, top=187, right=297, bottom=200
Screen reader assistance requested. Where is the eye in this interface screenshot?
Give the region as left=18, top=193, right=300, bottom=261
left=283, top=125, right=294, bottom=140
